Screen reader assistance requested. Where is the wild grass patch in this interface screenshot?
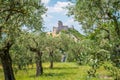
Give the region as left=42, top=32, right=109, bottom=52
left=0, top=62, right=113, bottom=80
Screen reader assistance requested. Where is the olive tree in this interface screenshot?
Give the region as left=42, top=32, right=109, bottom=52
left=0, top=0, right=46, bottom=80
left=26, top=32, right=47, bottom=76
left=68, top=0, right=120, bottom=79
left=45, top=35, right=60, bottom=68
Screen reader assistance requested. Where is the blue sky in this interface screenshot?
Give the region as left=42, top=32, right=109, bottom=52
left=41, top=0, right=83, bottom=34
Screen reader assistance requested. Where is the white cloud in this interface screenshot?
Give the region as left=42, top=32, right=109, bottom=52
left=65, top=17, right=83, bottom=34
left=42, top=1, right=73, bottom=26
left=42, top=13, right=53, bottom=19
left=42, top=13, right=53, bottom=22
left=41, top=0, right=50, bottom=5
left=42, top=1, right=74, bottom=23
left=65, top=18, right=74, bottom=25
left=42, top=1, right=80, bottom=32
left=64, top=17, right=79, bottom=27
left=47, top=1, right=73, bottom=13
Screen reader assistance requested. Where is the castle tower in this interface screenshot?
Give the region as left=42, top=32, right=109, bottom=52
left=58, top=21, right=63, bottom=27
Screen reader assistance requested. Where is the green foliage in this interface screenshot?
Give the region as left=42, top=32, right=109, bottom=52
left=0, top=1, right=46, bottom=79
left=68, top=0, right=120, bottom=35
left=68, top=28, right=85, bottom=40
left=68, top=0, right=120, bottom=79
left=0, top=0, right=46, bottom=64
left=0, top=0, right=46, bottom=42
left=104, top=64, right=120, bottom=80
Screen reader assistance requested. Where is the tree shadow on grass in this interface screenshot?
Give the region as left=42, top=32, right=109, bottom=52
left=29, top=67, right=78, bottom=78
left=44, top=72, right=76, bottom=77
left=44, top=67, right=78, bottom=70
left=29, top=72, right=76, bottom=78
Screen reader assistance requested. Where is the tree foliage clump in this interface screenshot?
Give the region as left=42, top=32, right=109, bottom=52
left=68, top=0, right=120, bottom=79
left=0, top=0, right=46, bottom=80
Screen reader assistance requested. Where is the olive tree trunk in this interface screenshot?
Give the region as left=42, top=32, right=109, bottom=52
left=0, top=42, right=15, bottom=80
left=49, top=51, right=53, bottom=69
left=36, top=51, right=43, bottom=76
left=29, top=47, right=43, bottom=76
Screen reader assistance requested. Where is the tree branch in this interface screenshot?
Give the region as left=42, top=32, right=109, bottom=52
left=0, top=41, right=13, bottom=53
left=107, top=12, right=120, bottom=36
left=27, top=45, right=38, bottom=52
left=32, top=38, right=38, bottom=47
left=100, top=27, right=110, bottom=40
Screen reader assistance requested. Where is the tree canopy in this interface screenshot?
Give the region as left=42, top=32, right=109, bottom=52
left=0, top=0, right=46, bottom=80
left=68, top=0, right=120, bottom=79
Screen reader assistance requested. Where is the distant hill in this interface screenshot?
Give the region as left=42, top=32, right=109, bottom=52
left=68, top=28, right=85, bottom=40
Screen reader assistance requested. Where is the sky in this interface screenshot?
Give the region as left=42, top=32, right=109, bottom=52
left=41, top=0, right=83, bottom=34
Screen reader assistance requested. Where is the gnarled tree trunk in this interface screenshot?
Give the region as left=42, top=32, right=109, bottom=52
left=36, top=51, right=43, bottom=76
left=0, top=42, right=15, bottom=80
left=29, top=46, right=43, bottom=76
left=49, top=51, right=53, bottom=69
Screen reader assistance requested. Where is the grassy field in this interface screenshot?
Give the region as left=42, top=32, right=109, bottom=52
left=0, top=62, right=113, bottom=80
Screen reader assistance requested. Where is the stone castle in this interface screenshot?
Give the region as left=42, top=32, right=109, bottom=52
left=47, top=21, right=70, bottom=37
left=47, top=20, right=78, bottom=41
left=53, top=21, right=68, bottom=34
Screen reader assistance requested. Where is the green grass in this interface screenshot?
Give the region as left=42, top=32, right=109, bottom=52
left=0, top=62, right=113, bottom=80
